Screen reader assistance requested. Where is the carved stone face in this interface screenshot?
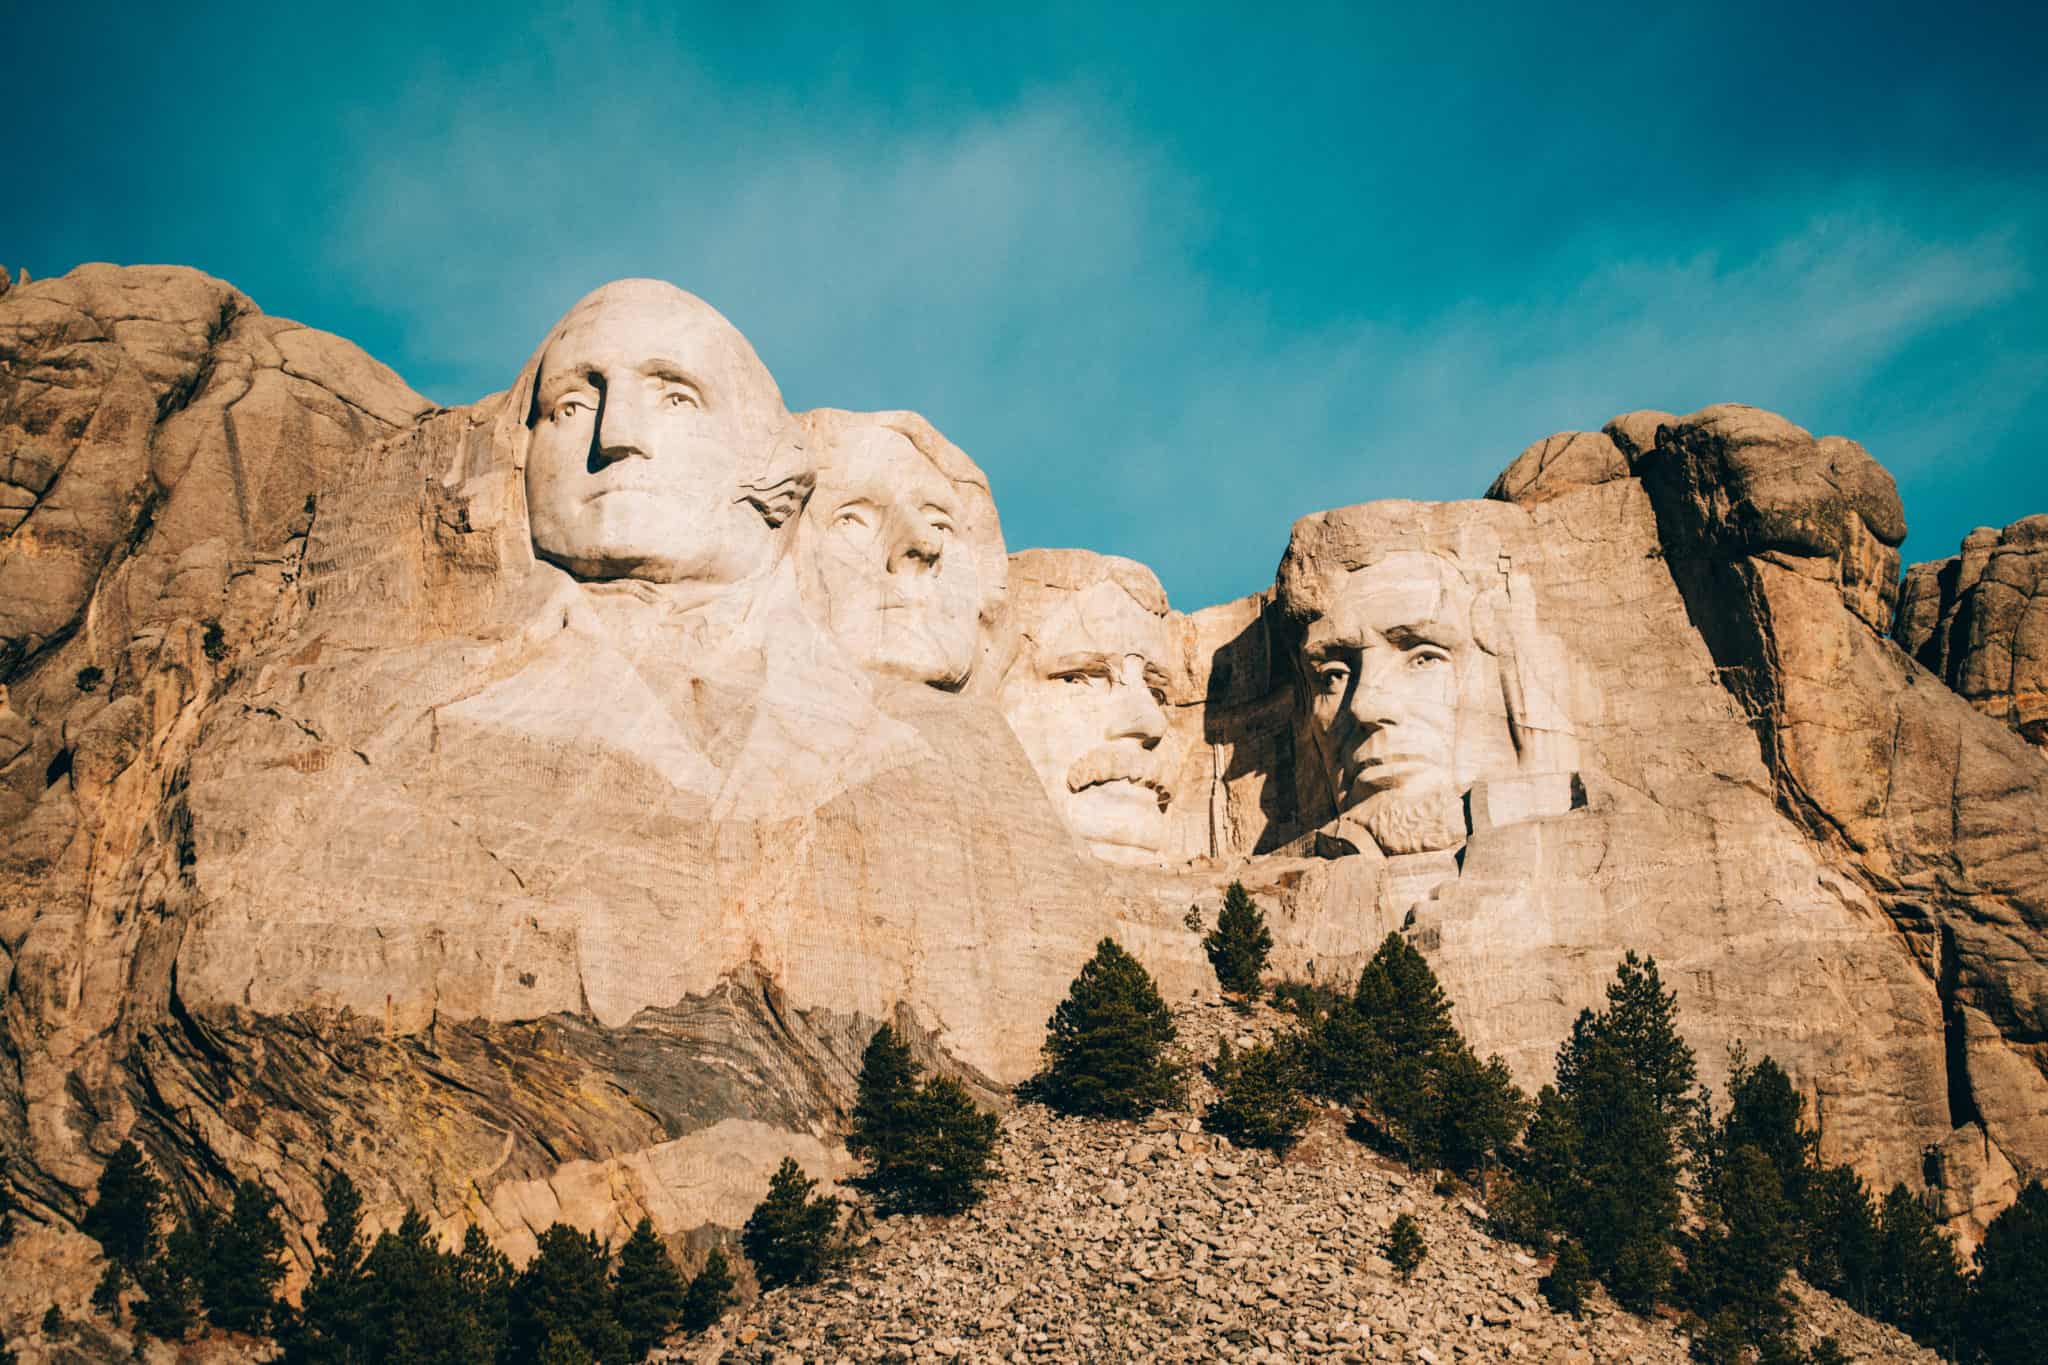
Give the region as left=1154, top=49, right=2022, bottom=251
left=798, top=424, right=985, bottom=687
left=524, top=283, right=785, bottom=589
left=1002, top=577, right=1175, bottom=864
left=1298, top=550, right=1512, bottom=853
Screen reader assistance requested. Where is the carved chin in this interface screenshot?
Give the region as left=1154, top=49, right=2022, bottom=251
left=1065, top=783, right=1169, bottom=862
left=1356, top=779, right=1467, bottom=855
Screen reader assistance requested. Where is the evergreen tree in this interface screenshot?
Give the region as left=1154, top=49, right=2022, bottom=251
left=1203, top=881, right=1273, bottom=999
left=1798, top=1162, right=1879, bottom=1310
left=611, top=1217, right=686, bottom=1358
left=92, top=1261, right=124, bottom=1319
left=1384, top=1214, right=1426, bottom=1278
left=1521, top=952, right=1697, bottom=1313
left=197, top=1178, right=287, bottom=1334
left=679, top=1245, right=735, bottom=1334
left=357, top=1208, right=478, bottom=1363
left=1682, top=1144, right=1796, bottom=1358
left=1970, top=1180, right=2048, bottom=1365
left=849, top=1027, right=1002, bottom=1214
left=507, top=1223, right=629, bottom=1365
left=1297, top=934, right=1525, bottom=1175
left=81, top=1142, right=164, bottom=1274
left=1540, top=1241, right=1592, bottom=1316
left=284, top=1170, right=369, bottom=1364
left=897, top=1077, right=1003, bottom=1214
left=453, top=1223, right=515, bottom=1361
left=741, top=1158, right=841, bottom=1289
left=848, top=1025, right=920, bottom=1169
left=133, top=1213, right=203, bottom=1341
left=1430, top=1047, right=1528, bottom=1177
left=1870, top=1183, right=1967, bottom=1357
left=1203, top=1038, right=1309, bottom=1152
left=1713, top=1052, right=1815, bottom=1218
left=1035, top=938, right=1183, bottom=1119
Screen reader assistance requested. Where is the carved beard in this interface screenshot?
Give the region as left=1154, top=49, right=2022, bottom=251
left=1356, top=774, right=1467, bottom=855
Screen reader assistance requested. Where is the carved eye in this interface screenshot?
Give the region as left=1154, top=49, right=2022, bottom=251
left=662, top=388, right=699, bottom=409
left=1053, top=670, right=1103, bottom=688
left=1148, top=686, right=1168, bottom=706
left=552, top=395, right=595, bottom=421
left=1409, top=648, right=1450, bottom=670
left=833, top=507, right=874, bottom=530
left=1314, top=663, right=1351, bottom=693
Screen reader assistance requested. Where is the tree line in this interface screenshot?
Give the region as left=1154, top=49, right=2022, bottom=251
left=31, top=879, right=2048, bottom=1363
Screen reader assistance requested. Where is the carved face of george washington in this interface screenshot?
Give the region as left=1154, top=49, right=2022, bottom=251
left=523, top=280, right=791, bottom=592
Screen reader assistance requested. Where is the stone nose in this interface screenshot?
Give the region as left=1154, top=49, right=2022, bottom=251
left=885, top=508, right=945, bottom=575
left=592, top=383, right=655, bottom=468
left=1108, top=661, right=1167, bottom=745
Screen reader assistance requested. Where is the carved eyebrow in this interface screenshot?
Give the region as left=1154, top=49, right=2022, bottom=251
left=1047, top=652, right=1113, bottom=673
left=1383, top=623, right=1461, bottom=650
left=638, top=359, right=702, bottom=387
left=1142, top=662, right=1171, bottom=689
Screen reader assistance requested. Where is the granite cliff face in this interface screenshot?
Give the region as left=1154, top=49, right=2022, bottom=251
left=2, top=265, right=2044, bottom=1289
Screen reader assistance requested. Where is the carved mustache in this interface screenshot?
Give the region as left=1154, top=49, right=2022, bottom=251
left=1066, top=746, right=1174, bottom=805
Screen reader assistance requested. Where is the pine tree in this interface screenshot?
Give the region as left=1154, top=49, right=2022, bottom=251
left=849, top=1027, right=1002, bottom=1214
left=611, top=1217, right=685, bottom=1358
left=197, top=1178, right=288, bottom=1334
left=1384, top=1214, right=1426, bottom=1278
left=1521, top=952, right=1697, bottom=1313
left=1202, top=1038, right=1309, bottom=1151
left=507, top=1223, right=629, bottom=1365
left=1035, top=938, right=1183, bottom=1119
left=133, top=1213, right=203, bottom=1341
left=1303, top=934, right=1525, bottom=1175
left=1870, top=1183, right=1967, bottom=1357
left=453, top=1223, right=515, bottom=1361
left=1799, top=1161, right=1879, bottom=1310
left=357, top=1207, right=482, bottom=1364
left=899, top=1077, right=1004, bottom=1214
left=1682, top=1144, right=1796, bottom=1358
left=741, top=1158, right=841, bottom=1289
left=284, top=1170, right=369, bottom=1364
left=1970, top=1180, right=2048, bottom=1365
left=81, top=1141, right=164, bottom=1274
left=92, top=1261, right=124, bottom=1319
left=1203, top=881, right=1273, bottom=999
left=1430, top=1046, right=1528, bottom=1177
left=1713, top=1052, right=1816, bottom=1218
left=679, top=1245, right=735, bottom=1334
left=848, top=1025, right=920, bottom=1168
left=1540, top=1241, right=1592, bottom=1315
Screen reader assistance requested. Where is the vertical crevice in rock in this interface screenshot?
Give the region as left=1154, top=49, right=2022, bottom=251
left=1938, top=923, right=1982, bottom=1130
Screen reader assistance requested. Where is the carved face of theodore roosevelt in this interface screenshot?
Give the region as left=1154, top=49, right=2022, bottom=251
left=1297, top=550, right=1514, bottom=854
left=797, top=419, right=995, bottom=688
left=1002, top=555, right=1176, bottom=864
left=524, top=281, right=790, bottom=589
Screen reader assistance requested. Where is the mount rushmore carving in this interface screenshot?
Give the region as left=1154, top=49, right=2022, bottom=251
left=2, top=264, right=2045, bottom=1276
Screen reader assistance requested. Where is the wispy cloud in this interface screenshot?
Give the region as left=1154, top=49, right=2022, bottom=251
left=321, top=56, right=2045, bottom=607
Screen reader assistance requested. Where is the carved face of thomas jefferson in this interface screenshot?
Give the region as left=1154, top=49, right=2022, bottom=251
left=797, top=420, right=993, bottom=688
left=524, top=281, right=790, bottom=591
left=1002, top=555, right=1177, bottom=864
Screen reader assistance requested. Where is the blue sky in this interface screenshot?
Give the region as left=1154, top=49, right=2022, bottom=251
left=8, top=1, right=2044, bottom=608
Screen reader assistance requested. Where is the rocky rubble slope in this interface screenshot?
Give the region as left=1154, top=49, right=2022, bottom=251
left=678, top=1003, right=1938, bottom=1365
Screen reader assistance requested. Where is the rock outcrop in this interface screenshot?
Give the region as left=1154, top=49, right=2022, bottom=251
left=2, top=264, right=2044, bottom=1322
left=1898, top=515, right=2048, bottom=751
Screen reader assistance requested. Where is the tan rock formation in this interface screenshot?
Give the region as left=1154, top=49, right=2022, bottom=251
left=1898, top=515, right=2048, bottom=751
left=2, top=267, right=2045, bottom=1301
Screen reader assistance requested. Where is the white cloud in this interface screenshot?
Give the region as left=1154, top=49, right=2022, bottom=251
left=320, top=65, right=2043, bottom=608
